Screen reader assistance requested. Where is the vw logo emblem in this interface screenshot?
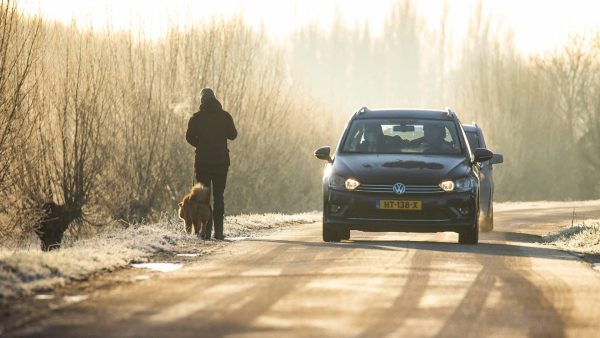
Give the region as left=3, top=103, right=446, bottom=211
left=393, top=183, right=406, bottom=195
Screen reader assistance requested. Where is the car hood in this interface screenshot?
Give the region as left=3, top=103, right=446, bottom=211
left=332, top=153, right=471, bottom=185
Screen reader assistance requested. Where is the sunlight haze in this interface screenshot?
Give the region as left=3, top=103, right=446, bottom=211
left=3, top=0, right=600, bottom=335
left=18, top=0, right=600, bottom=55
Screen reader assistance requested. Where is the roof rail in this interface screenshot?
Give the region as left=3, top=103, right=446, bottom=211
left=357, top=106, right=370, bottom=115
left=472, top=121, right=478, bottom=127
left=445, top=107, right=455, bottom=117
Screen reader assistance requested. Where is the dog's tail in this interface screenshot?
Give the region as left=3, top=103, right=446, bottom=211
left=191, top=183, right=211, bottom=203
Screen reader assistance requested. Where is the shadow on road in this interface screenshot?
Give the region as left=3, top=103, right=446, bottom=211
left=481, top=230, right=542, bottom=243
left=245, top=238, right=399, bottom=251
left=247, top=233, right=576, bottom=262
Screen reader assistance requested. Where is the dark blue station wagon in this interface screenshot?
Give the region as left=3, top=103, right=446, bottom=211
left=314, top=107, right=495, bottom=244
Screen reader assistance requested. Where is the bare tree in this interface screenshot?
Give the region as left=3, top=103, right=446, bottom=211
left=0, top=0, right=41, bottom=243
left=0, top=1, right=40, bottom=193
left=12, top=27, right=111, bottom=250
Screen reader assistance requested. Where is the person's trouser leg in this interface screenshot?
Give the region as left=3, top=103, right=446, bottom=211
left=195, top=168, right=213, bottom=239
left=211, top=168, right=228, bottom=239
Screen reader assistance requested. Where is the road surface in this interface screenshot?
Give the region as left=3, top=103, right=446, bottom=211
left=6, top=203, right=600, bottom=337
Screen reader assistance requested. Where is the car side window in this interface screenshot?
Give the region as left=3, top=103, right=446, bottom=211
left=465, top=131, right=480, bottom=150
left=344, top=123, right=365, bottom=152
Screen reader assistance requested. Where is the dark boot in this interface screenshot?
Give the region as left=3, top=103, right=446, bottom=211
left=213, top=215, right=224, bottom=240
left=203, top=217, right=213, bottom=240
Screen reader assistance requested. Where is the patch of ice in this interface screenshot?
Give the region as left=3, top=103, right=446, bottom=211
left=34, top=294, right=55, bottom=300
left=131, top=262, right=183, bottom=272
left=64, top=295, right=88, bottom=303
left=176, top=253, right=200, bottom=257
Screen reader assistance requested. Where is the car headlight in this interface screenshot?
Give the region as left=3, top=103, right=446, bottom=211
left=329, top=175, right=360, bottom=191
left=345, top=178, right=360, bottom=190
left=439, top=180, right=455, bottom=192
left=439, top=177, right=476, bottom=192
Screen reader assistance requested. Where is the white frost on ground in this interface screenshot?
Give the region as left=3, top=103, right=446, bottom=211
left=495, top=200, right=600, bottom=212
left=0, top=212, right=319, bottom=299
left=543, top=219, right=600, bottom=254
left=225, top=212, right=320, bottom=237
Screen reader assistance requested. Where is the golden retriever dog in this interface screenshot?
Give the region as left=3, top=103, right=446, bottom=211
left=178, top=183, right=212, bottom=238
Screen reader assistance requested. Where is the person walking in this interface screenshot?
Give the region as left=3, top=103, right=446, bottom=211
left=186, top=88, right=237, bottom=240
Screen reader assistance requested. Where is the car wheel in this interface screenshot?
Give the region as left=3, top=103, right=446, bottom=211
left=459, top=219, right=479, bottom=244
left=480, top=216, right=492, bottom=232
left=340, top=227, right=350, bottom=240
left=481, top=214, right=494, bottom=232
left=323, top=222, right=342, bottom=242
left=322, top=203, right=341, bottom=242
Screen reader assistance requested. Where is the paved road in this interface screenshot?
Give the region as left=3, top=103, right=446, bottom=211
left=9, top=203, right=600, bottom=337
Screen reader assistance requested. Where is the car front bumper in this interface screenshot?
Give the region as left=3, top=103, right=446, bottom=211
left=325, top=189, right=478, bottom=233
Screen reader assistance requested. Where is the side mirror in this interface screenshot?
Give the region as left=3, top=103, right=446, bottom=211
left=490, top=153, right=504, bottom=165
left=314, top=146, right=332, bottom=163
left=473, top=148, right=493, bottom=163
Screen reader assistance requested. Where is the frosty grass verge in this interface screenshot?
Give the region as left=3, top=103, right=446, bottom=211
left=0, top=212, right=320, bottom=299
left=543, top=219, right=600, bottom=255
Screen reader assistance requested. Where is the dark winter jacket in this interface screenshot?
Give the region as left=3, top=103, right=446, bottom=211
left=186, top=98, right=237, bottom=167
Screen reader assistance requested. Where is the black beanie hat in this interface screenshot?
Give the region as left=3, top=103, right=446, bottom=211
left=200, top=88, right=216, bottom=105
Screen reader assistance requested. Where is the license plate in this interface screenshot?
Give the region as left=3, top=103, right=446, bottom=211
left=376, top=200, right=422, bottom=210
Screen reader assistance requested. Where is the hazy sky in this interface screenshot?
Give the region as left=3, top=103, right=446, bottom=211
left=18, top=0, right=600, bottom=54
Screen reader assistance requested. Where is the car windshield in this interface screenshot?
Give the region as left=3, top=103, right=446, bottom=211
left=341, top=118, right=463, bottom=155
left=465, top=131, right=481, bottom=149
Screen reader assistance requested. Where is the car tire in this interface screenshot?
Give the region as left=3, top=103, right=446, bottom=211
left=480, top=212, right=494, bottom=232
left=481, top=197, right=494, bottom=232
left=459, top=219, right=479, bottom=244
left=322, top=203, right=341, bottom=242
left=480, top=216, right=491, bottom=232
left=340, top=227, right=350, bottom=240
left=323, top=222, right=342, bottom=242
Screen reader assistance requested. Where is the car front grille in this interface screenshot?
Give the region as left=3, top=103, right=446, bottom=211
left=354, top=184, right=444, bottom=194
left=345, top=208, right=450, bottom=221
